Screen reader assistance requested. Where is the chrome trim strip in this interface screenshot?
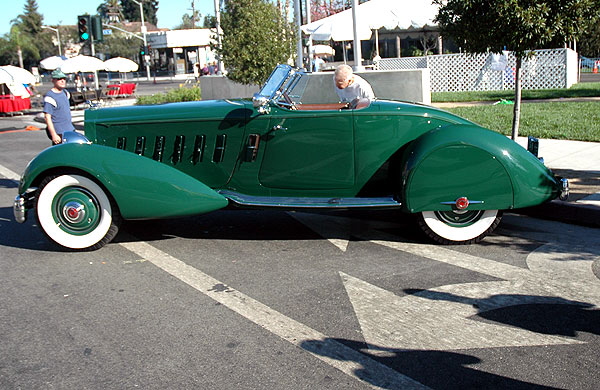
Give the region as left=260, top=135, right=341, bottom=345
left=439, top=200, right=484, bottom=205
left=218, top=190, right=401, bottom=209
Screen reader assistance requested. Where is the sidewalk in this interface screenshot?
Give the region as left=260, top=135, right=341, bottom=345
left=513, top=137, right=600, bottom=228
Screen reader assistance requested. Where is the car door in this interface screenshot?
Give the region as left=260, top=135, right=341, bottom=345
left=258, top=106, right=355, bottom=191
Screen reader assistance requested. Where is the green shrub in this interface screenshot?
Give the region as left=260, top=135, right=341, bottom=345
left=136, top=86, right=201, bottom=105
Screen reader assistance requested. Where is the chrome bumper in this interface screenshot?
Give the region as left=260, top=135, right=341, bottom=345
left=559, top=178, right=569, bottom=201
left=13, top=194, right=27, bottom=223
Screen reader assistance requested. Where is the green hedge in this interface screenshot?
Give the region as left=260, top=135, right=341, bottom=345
left=136, top=86, right=201, bottom=105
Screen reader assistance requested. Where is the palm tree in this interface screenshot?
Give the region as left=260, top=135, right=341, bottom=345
left=6, top=24, right=39, bottom=68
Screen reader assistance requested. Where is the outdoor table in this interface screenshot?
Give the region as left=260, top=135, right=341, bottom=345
left=0, top=95, right=31, bottom=113
left=106, top=83, right=136, bottom=97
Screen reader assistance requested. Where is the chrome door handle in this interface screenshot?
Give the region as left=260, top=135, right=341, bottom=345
left=272, top=125, right=288, bottom=132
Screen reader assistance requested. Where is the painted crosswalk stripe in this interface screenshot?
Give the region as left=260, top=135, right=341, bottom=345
left=120, top=240, right=430, bottom=390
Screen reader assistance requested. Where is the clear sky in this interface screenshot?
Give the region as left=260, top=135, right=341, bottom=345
left=1, top=0, right=217, bottom=36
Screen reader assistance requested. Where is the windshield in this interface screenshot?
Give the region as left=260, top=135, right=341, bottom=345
left=257, top=65, right=293, bottom=100
left=254, top=65, right=310, bottom=109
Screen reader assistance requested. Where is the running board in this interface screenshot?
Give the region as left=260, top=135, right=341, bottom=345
left=218, top=190, right=402, bottom=209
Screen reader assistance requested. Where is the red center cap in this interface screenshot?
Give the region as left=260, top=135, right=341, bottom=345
left=455, top=197, right=469, bottom=210
left=67, top=207, right=79, bottom=219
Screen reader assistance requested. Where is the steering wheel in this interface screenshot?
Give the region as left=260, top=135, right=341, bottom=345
left=347, top=97, right=361, bottom=110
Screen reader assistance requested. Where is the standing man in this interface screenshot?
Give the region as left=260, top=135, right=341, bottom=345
left=333, top=64, right=375, bottom=103
left=44, top=69, right=74, bottom=145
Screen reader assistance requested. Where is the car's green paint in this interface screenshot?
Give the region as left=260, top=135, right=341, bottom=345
left=21, top=67, right=563, bottom=221
left=19, top=143, right=228, bottom=219
left=403, top=125, right=560, bottom=212
left=259, top=106, right=355, bottom=189
left=85, top=99, right=251, bottom=188
left=84, top=97, right=479, bottom=198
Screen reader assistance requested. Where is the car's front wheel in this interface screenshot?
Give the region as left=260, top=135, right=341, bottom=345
left=417, top=209, right=502, bottom=244
left=36, top=174, right=121, bottom=250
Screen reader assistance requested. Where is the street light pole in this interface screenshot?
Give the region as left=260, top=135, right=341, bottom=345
left=42, top=25, right=62, bottom=56
left=213, top=0, right=223, bottom=74
left=132, top=0, right=151, bottom=80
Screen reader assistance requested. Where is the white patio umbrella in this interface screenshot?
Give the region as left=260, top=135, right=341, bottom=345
left=0, top=66, right=35, bottom=97
left=311, top=44, right=335, bottom=56
left=0, top=65, right=36, bottom=85
left=39, top=55, right=68, bottom=70
left=103, top=57, right=139, bottom=73
left=60, top=55, right=106, bottom=73
left=302, top=0, right=438, bottom=42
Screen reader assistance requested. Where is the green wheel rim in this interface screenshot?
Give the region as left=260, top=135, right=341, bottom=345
left=434, top=209, right=485, bottom=227
left=51, top=186, right=101, bottom=236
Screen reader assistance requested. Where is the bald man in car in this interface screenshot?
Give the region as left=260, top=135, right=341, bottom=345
left=333, top=64, right=375, bottom=103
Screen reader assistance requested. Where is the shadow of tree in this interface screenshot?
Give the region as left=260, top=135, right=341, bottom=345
left=301, top=337, right=561, bottom=389
left=404, top=288, right=600, bottom=337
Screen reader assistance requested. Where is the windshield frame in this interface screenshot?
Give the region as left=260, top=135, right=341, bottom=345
left=253, top=65, right=308, bottom=110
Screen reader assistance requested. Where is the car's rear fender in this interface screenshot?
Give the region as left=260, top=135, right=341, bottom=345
left=19, top=143, right=228, bottom=219
left=402, top=125, right=561, bottom=213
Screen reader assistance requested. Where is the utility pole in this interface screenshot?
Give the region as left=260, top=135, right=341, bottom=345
left=132, top=0, right=151, bottom=80
left=351, top=0, right=363, bottom=71
left=293, top=0, right=303, bottom=69
left=213, top=0, right=224, bottom=74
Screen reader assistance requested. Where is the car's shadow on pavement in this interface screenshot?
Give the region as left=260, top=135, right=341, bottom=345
left=113, top=208, right=427, bottom=245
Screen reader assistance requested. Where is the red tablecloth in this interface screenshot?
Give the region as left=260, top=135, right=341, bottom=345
left=107, top=83, right=136, bottom=96
left=0, top=95, right=31, bottom=113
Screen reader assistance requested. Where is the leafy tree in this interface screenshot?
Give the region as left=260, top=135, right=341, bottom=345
left=95, top=32, right=140, bottom=59
left=310, top=0, right=366, bottom=22
left=577, top=15, right=600, bottom=58
left=1, top=0, right=54, bottom=68
left=202, top=15, right=217, bottom=29
left=219, top=0, right=296, bottom=85
left=121, top=0, right=159, bottom=26
left=0, top=25, right=38, bottom=68
left=174, top=11, right=202, bottom=30
left=97, top=0, right=125, bottom=23
left=434, top=0, right=600, bottom=140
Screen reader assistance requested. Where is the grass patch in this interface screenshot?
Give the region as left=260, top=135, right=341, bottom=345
left=433, top=82, right=600, bottom=102
left=446, top=101, right=600, bottom=142
left=136, top=86, right=201, bottom=105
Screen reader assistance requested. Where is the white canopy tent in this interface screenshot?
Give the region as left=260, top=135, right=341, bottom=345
left=301, top=0, right=438, bottom=65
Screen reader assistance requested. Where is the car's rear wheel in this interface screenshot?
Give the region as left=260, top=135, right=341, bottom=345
left=36, top=174, right=121, bottom=250
left=417, top=209, right=502, bottom=244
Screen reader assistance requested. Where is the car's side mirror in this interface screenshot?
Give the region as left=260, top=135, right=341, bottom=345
left=252, top=94, right=270, bottom=114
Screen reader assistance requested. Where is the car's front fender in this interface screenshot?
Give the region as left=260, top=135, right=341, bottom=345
left=19, top=143, right=228, bottom=219
left=402, top=125, right=561, bottom=213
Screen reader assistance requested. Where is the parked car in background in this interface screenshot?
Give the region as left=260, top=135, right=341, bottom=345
left=14, top=64, right=569, bottom=250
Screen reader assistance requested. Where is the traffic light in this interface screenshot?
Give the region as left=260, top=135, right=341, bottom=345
left=91, top=15, right=103, bottom=43
left=140, top=45, right=147, bottom=56
left=78, top=15, right=91, bottom=42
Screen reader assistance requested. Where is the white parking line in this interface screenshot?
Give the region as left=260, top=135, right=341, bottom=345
left=0, top=164, right=20, bottom=181
left=576, top=192, right=600, bottom=207
left=119, top=241, right=430, bottom=390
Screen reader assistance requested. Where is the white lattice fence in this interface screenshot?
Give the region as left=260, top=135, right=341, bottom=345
left=377, top=48, right=576, bottom=92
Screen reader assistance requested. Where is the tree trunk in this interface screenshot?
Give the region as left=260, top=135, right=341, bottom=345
left=511, top=55, right=523, bottom=141
left=17, top=46, right=24, bottom=69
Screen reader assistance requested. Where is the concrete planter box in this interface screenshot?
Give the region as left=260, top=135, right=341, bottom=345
left=200, top=68, right=431, bottom=104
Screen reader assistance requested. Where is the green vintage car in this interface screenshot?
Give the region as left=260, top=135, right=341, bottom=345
left=14, top=64, right=568, bottom=250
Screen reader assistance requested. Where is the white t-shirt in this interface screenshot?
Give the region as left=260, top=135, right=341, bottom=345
left=334, top=74, right=375, bottom=102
